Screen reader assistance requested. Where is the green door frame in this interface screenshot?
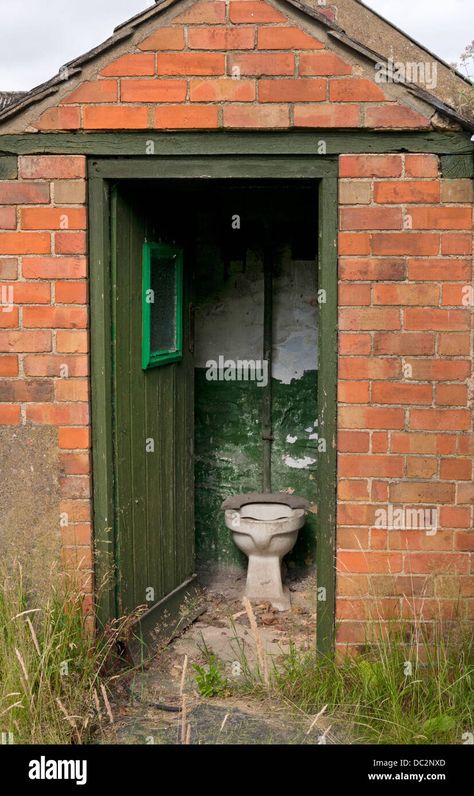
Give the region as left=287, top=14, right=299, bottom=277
left=88, top=153, right=338, bottom=657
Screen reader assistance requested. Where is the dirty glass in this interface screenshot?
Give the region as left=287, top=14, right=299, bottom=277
left=150, top=252, right=177, bottom=353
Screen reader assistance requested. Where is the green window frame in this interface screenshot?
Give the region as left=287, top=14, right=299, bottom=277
left=142, top=242, right=183, bottom=369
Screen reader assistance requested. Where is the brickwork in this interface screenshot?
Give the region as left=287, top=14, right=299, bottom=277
left=337, top=153, right=473, bottom=646
left=0, top=155, right=91, bottom=608
left=30, top=0, right=430, bottom=132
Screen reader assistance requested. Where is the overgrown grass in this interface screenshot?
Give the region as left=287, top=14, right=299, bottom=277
left=0, top=563, right=119, bottom=744
left=231, top=623, right=474, bottom=744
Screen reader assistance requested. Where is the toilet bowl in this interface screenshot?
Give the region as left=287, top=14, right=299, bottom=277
left=222, top=492, right=308, bottom=611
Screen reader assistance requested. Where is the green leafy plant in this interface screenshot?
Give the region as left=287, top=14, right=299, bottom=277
left=193, top=644, right=228, bottom=698
left=420, top=715, right=456, bottom=742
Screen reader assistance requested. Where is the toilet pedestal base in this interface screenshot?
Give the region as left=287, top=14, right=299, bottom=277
left=244, top=554, right=290, bottom=612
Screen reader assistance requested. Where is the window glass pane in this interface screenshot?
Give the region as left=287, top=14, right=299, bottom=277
left=150, top=252, right=177, bottom=353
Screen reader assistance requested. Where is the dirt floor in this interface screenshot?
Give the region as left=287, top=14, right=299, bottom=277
left=104, top=566, right=339, bottom=745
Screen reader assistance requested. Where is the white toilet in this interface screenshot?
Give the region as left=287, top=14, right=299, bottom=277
left=222, top=492, right=308, bottom=611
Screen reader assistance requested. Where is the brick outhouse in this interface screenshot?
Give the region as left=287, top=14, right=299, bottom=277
left=0, top=0, right=472, bottom=655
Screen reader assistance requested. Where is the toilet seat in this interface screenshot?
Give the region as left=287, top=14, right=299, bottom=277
left=222, top=492, right=309, bottom=511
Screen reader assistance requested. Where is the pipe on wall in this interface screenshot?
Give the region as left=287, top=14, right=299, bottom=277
left=262, top=244, right=273, bottom=492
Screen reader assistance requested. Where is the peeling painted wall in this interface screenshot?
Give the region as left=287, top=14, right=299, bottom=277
left=194, top=246, right=318, bottom=382
left=194, top=244, right=318, bottom=567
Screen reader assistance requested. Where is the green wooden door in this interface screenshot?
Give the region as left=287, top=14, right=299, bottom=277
left=111, top=184, right=196, bottom=649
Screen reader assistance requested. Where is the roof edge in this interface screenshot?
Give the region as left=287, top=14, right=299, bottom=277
left=113, top=0, right=177, bottom=32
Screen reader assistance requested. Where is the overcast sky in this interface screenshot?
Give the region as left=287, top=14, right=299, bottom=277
left=0, top=0, right=470, bottom=91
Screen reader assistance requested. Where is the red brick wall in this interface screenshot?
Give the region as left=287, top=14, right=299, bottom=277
left=0, top=156, right=92, bottom=613
left=337, top=154, right=473, bottom=647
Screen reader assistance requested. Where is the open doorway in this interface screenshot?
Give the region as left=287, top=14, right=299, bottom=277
left=90, top=155, right=337, bottom=656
